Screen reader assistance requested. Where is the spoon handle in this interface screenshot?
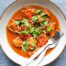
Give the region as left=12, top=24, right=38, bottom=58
left=33, top=47, right=49, bottom=66
left=21, top=44, right=48, bottom=66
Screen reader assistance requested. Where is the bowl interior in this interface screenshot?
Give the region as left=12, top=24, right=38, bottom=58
left=0, top=0, right=66, bottom=65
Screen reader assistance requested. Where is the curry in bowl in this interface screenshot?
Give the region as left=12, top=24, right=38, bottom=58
left=6, top=5, right=60, bottom=58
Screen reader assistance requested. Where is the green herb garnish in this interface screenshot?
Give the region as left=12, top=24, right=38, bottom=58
left=32, top=32, right=38, bottom=39
left=30, top=46, right=35, bottom=51
left=41, top=12, right=46, bottom=18
left=29, top=27, right=35, bottom=34
left=31, top=28, right=41, bottom=38
left=35, top=28, right=41, bottom=35
left=40, top=22, right=44, bottom=26
left=47, top=26, right=52, bottom=32
left=21, top=18, right=29, bottom=27
left=32, top=16, right=38, bottom=23
left=35, top=9, right=42, bottom=15
left=19, top=30, right=29, bottom=35
left=22, top=41, right=29, bottom=52
left=21, top=18, right=28, bottom=23
left=43, top=20, right=49, bottom=25
left=23, top=41, right=29, bottom=46
left=22, top=45, right=28, bottom=52
left=40, top=20, right=49, bottom=26
left=15, top=20, right=21, bottom=25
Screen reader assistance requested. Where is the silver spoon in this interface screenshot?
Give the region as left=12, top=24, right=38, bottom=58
left=21, top=31, right=64, bottom=66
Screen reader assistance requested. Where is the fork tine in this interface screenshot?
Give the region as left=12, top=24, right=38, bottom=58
left=52, top=31, right=64, bottom=44
left=53, top=31, right=60, bottom=39
left=33, top=31, right=64, bottom=66
left=53, top=31, right=63, bottom=40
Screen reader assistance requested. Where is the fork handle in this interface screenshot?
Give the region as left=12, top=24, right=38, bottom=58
left=21, top=42, right=50, bottom=66
left=25, top=47, right=49, bottom=66
left=33, top=47, right=49, bottom=66
left=21, top=45, right=48, bottom=66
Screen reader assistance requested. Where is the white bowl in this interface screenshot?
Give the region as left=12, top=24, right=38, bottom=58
left=0, top=0, right=66, bottom=66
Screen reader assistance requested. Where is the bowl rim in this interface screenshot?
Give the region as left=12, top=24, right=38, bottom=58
left=0, top=0, right=66, bottom=65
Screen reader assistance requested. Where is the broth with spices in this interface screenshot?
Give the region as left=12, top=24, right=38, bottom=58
left=6, top=5, right=60, bottom=58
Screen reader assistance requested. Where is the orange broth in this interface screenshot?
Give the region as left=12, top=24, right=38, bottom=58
left=6, top=5, right=60, bottom=58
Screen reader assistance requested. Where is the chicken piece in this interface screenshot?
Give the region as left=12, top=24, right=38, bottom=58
left=28, top=51, right=33, bottom=57
left=27, top=37, right=37, bottom=46
left=7, top=19, right=29, bottom=34
left=50, top=31, right=55, bottom=37
left=48, top=22, right=56, bottom=31
left=43, top=8, right=51, bottom=17
left=37, top=13, right=49, bottom=23
left=13, top=37, right=23, bottom=47
left=26, top=37, right=37, bottom=51
left=28, top=47, right=39, bottom=57
left=38, top=17, right=45, bottom=23
left=37, top=33, right=48, bottom=47
left=7, top=20, right=21, bottom=33
left=21, top=8, right=35, bottom=18
left=22, top=34, right=31, bottom=40
left=8, top=25, right=22, bottom=33
left=47, top=22, right=56, bottom=37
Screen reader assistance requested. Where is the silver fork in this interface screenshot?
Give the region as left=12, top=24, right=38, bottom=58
left=21, top=31, right=64, bottom=66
